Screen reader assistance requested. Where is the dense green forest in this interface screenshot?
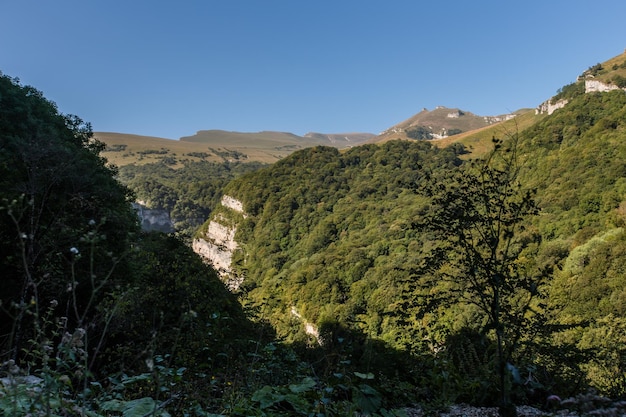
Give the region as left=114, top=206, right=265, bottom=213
left=208, top=85, right=626, bottom=411
left=3, top=59, right=626, bottom=416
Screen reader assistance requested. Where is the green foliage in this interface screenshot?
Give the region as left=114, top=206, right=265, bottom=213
left=549, top=228, right=626, bottom=397
left=0, top=73, right=276, bottom=416
left=207, top=147, right=248, bottom=161
left=219, top=84, right=626, bottom=404
left=612, top=74, right=626, bottom=88
left=224, top=142, right=462, bottom=346
left=583, top=63, right=604, bottom=78
left=521, top=90, right=626, bottom=239
left=138, top=148, right=170, bottom=155
left=552, top=81, right=585, bottom=103
left=0, top=73, right=139, bottom=364
left=103, top=233, right=256, bottom=374
left=228, top=374, right=408, bottom=417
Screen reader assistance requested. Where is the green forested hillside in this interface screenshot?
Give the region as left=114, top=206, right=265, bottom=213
left=518, top=89, right=626, bottom=398
left=226, top=141, right=464, bottom=343
left=219, top=87, right=626, bottom=403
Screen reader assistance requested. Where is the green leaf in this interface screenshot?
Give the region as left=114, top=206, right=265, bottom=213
left=123, top=397, right=163, bottom=417
left=289, top=377, right=316, bottom=393
left=252, top=385, right=285, bottom=409
left=100, top=399, right=125, bottom=412
left=354, top=384, right=382, bottom=414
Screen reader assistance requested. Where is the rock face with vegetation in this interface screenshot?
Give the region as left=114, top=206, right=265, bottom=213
left=193, top=195, right=245, bottom=289
left=116, top=159, right=266, bottom=237
left=133, top=202, right=175, bottom=232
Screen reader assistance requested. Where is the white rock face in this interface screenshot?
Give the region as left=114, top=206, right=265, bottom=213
left=221, top=195, right=245, bottom=213
left=193, top=216, right=236, bottom=269
left=193, top=195, right=244, bottom=290
left=291, top=306, right=322, bottom=345
left=483, top=114, right=516, bottom=123
left=585, top=79, right=623, bottom=93
left=535, top=99, right=569, bottom=115
left=132, top=203, right=174, bottom=233
left=536, top=79, right=626, bottom=115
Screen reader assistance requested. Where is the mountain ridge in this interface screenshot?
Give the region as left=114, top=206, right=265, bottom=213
left=96, top=50, right=626, bottom=166
left=96, top=129, right=377, bottom=166
left=372, top=105, right=518, bottom=143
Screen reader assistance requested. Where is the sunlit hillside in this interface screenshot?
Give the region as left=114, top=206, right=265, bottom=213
left=97, top=130, right=376, bottom=167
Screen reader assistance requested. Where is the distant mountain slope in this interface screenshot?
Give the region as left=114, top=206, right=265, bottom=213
left=181, top=130, right=374, bottom=146
left=180, top=129, right=374, bottom=150
left=96, top=130, right=375, bottom=166
left=180, top=130, right=304, bottom=145
left=303, top=132, right=376, bottom=145
left=373, top=50, right=626, bottom=157
left=374, top=106, right=517, bottom=142
left=435, top=108, right=540, bottom=157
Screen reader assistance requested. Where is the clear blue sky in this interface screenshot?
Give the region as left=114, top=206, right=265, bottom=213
left=2, top=1, right=625, bottom=139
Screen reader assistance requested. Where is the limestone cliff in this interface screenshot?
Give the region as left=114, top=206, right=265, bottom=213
left=536, top=79, right=626, bottom=115
left=132, top=202, right=175, bottom=233
left=584, top=79, right=624, bottom=93
left=192, top=195, right=244, bottom=290
left=535, top=99, right=568, bottom=116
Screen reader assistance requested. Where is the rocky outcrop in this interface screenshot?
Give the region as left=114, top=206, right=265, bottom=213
left=132, top=203, right=175, bottom=233
left=221, top=195, right=245, bottom=213
left=584, top=79, right=624, bottom=93
left=290, top=306, right=322, bottom=345
left=192, top=195, right=244, bottom=290
left=535, top=98, right=569, bottom=115
left=537, top=79, right=626, bottom=115
left=483, top=114, right=516, bottom=124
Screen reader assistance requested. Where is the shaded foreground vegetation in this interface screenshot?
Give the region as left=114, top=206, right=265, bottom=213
left=2, top=60, right=626, bottom=417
